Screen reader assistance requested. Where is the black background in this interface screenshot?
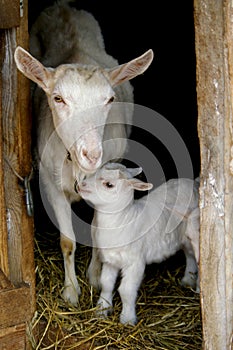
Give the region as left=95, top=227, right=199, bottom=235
left=28, top=0, right=199, bottom=180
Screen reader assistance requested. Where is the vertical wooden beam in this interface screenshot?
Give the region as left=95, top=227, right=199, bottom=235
left=16, top=0, right=35, bottom=291
left=0, top=0, right=19, bottom=29
left=1, top=0, right=35, bottom=289
left=194, top=0, right=233, bottom=349
left=2, top=26, right=24, bottom=284
left=223, top=1, right=233, bottom=347
left=0, top=33, right=9, bottom=278
left=0, top=0, right=35, bottom=348
left=1, top=0, right=35, bottom=326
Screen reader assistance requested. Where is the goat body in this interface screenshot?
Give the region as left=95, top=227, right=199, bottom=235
left=14, top=1, right=153, bottom=304
left=79, top=163, right=200, bottom=325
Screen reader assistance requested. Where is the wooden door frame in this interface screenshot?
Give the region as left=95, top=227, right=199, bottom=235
left=194, top=0, right=233, bottom=349
left=0, top=0, right=35, bottom=348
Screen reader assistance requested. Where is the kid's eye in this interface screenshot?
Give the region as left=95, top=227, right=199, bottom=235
left=54, top=95, right=64, bottom=103
left=106, top=96, right=115, bottom=104
left=104, top=181, right=114, bottom=188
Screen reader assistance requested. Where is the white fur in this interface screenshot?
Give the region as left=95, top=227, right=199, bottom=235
left=81, top=163, right=200, bottom=325
left=14, top=2, right=153, bottom=305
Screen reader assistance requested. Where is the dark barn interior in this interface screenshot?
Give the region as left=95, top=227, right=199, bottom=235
left=29, top=0, right=199, bottom=180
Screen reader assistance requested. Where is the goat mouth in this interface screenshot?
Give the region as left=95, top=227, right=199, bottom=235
left=79, top=188, right=91, bottom=194
left=74, top=180, right=91, bottom=195
left=77, top=162, right=100, bottom=174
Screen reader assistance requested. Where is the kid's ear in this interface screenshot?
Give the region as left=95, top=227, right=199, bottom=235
left=128, top=178, right=153, bottom=191
left=127, top=167, right=142, bottom=178
left=14, top=46, right=53, bottom=92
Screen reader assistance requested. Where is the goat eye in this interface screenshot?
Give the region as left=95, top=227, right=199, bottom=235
left=104, top=181, right=114, bottom=188
left=107, top=96, right=115, bottom=104
left=54, top=95, right=64, bottom=103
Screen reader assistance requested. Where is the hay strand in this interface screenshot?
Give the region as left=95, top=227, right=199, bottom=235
left=29, top=231, right=202, bottom=349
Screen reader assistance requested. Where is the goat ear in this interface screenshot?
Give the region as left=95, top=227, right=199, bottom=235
left=128, top=178, right=153, bottom=191
left=127, top=167, right=142, bottom=178
left=14, top=46, right=53, bottom=92
left=107, top=49, right=154, bottom=86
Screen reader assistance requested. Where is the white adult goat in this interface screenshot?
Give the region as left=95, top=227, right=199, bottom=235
left=78, top=163, right=200, bottom=325
left=14, top=1, right=153, bottom=305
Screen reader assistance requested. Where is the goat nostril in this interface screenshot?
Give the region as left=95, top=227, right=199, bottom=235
left=81, top=148, right=102, bottom=164
left=82, top=181, right=86, bottom=187
left=74, top=180, right=79, bottom=193
left=82, top=149, right=88, bottom=158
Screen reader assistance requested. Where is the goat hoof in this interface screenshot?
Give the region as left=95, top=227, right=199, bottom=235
left=96, top=300, right=113, bottom=318
left=180, top=275, right=196, bottom=290
left=120, top=314, right=137, bottom=326
left=62, top=285, right=81, bottom=306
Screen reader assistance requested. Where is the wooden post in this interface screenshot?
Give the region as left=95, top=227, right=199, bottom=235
left=0, top=0, right=35, bottom=348
left=194, top=0, right=233, bottom=349
left=0, top=37, right=9, bottom=280
left=1, top=0, right=34, bottom=290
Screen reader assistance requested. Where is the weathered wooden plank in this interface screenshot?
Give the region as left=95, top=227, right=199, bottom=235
left=223, top=1, right=233, bottom=347
left=0, top=284, right=31, bottom=329
left=0, top=324, right=26, bottom=350
left=194, top=0, right=233, bottom=349
left=0, top=0, right=20, bottom=29
left=1, top=0, right=35, bottom=297
left=0, top=33, right=9, bottom=278
left=0, top=269, right=14, bottom=290
left=16, top=0, right=35, bottom=293
left=2, top=26, right=24, bottom=284
left=0, top=0, right=35, bottom=348
left=16, top=4, right=36, bottom=348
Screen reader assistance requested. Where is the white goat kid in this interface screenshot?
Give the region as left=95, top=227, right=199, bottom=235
left=14, top=2, right=153, bottom=305
left=79, top=163, right=200, bottom=325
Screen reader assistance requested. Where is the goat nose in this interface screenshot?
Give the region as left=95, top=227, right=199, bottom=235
left=81, top=148, right=102, bottom=164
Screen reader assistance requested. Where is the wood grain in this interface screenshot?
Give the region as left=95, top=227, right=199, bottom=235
left=194, top=0, right=233, bottom=349
left=0, top=0, right=35, bottom=348
left=0, top=33, right=9, bottom=278
left=0, top=269, right=14, bottom=290
left=0, top=0, right=20, bottom=29
left=16, top=0, right=35, bottom=293
left=0, top=324, right=26, bottom=350
left=2, top=27, right=24, bottom=284
left=0, top=284, right=31, bottom=329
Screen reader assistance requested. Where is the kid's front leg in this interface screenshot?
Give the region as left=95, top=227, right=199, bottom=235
left=181, top=249, right=198, bottom=290
left=87, top=247, right=102, bottom=290
left=118, top=264, right=145, bottom=325
left=97, top=263, right=119, bottom=318
left=87, top=227, right=102, bottom=290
